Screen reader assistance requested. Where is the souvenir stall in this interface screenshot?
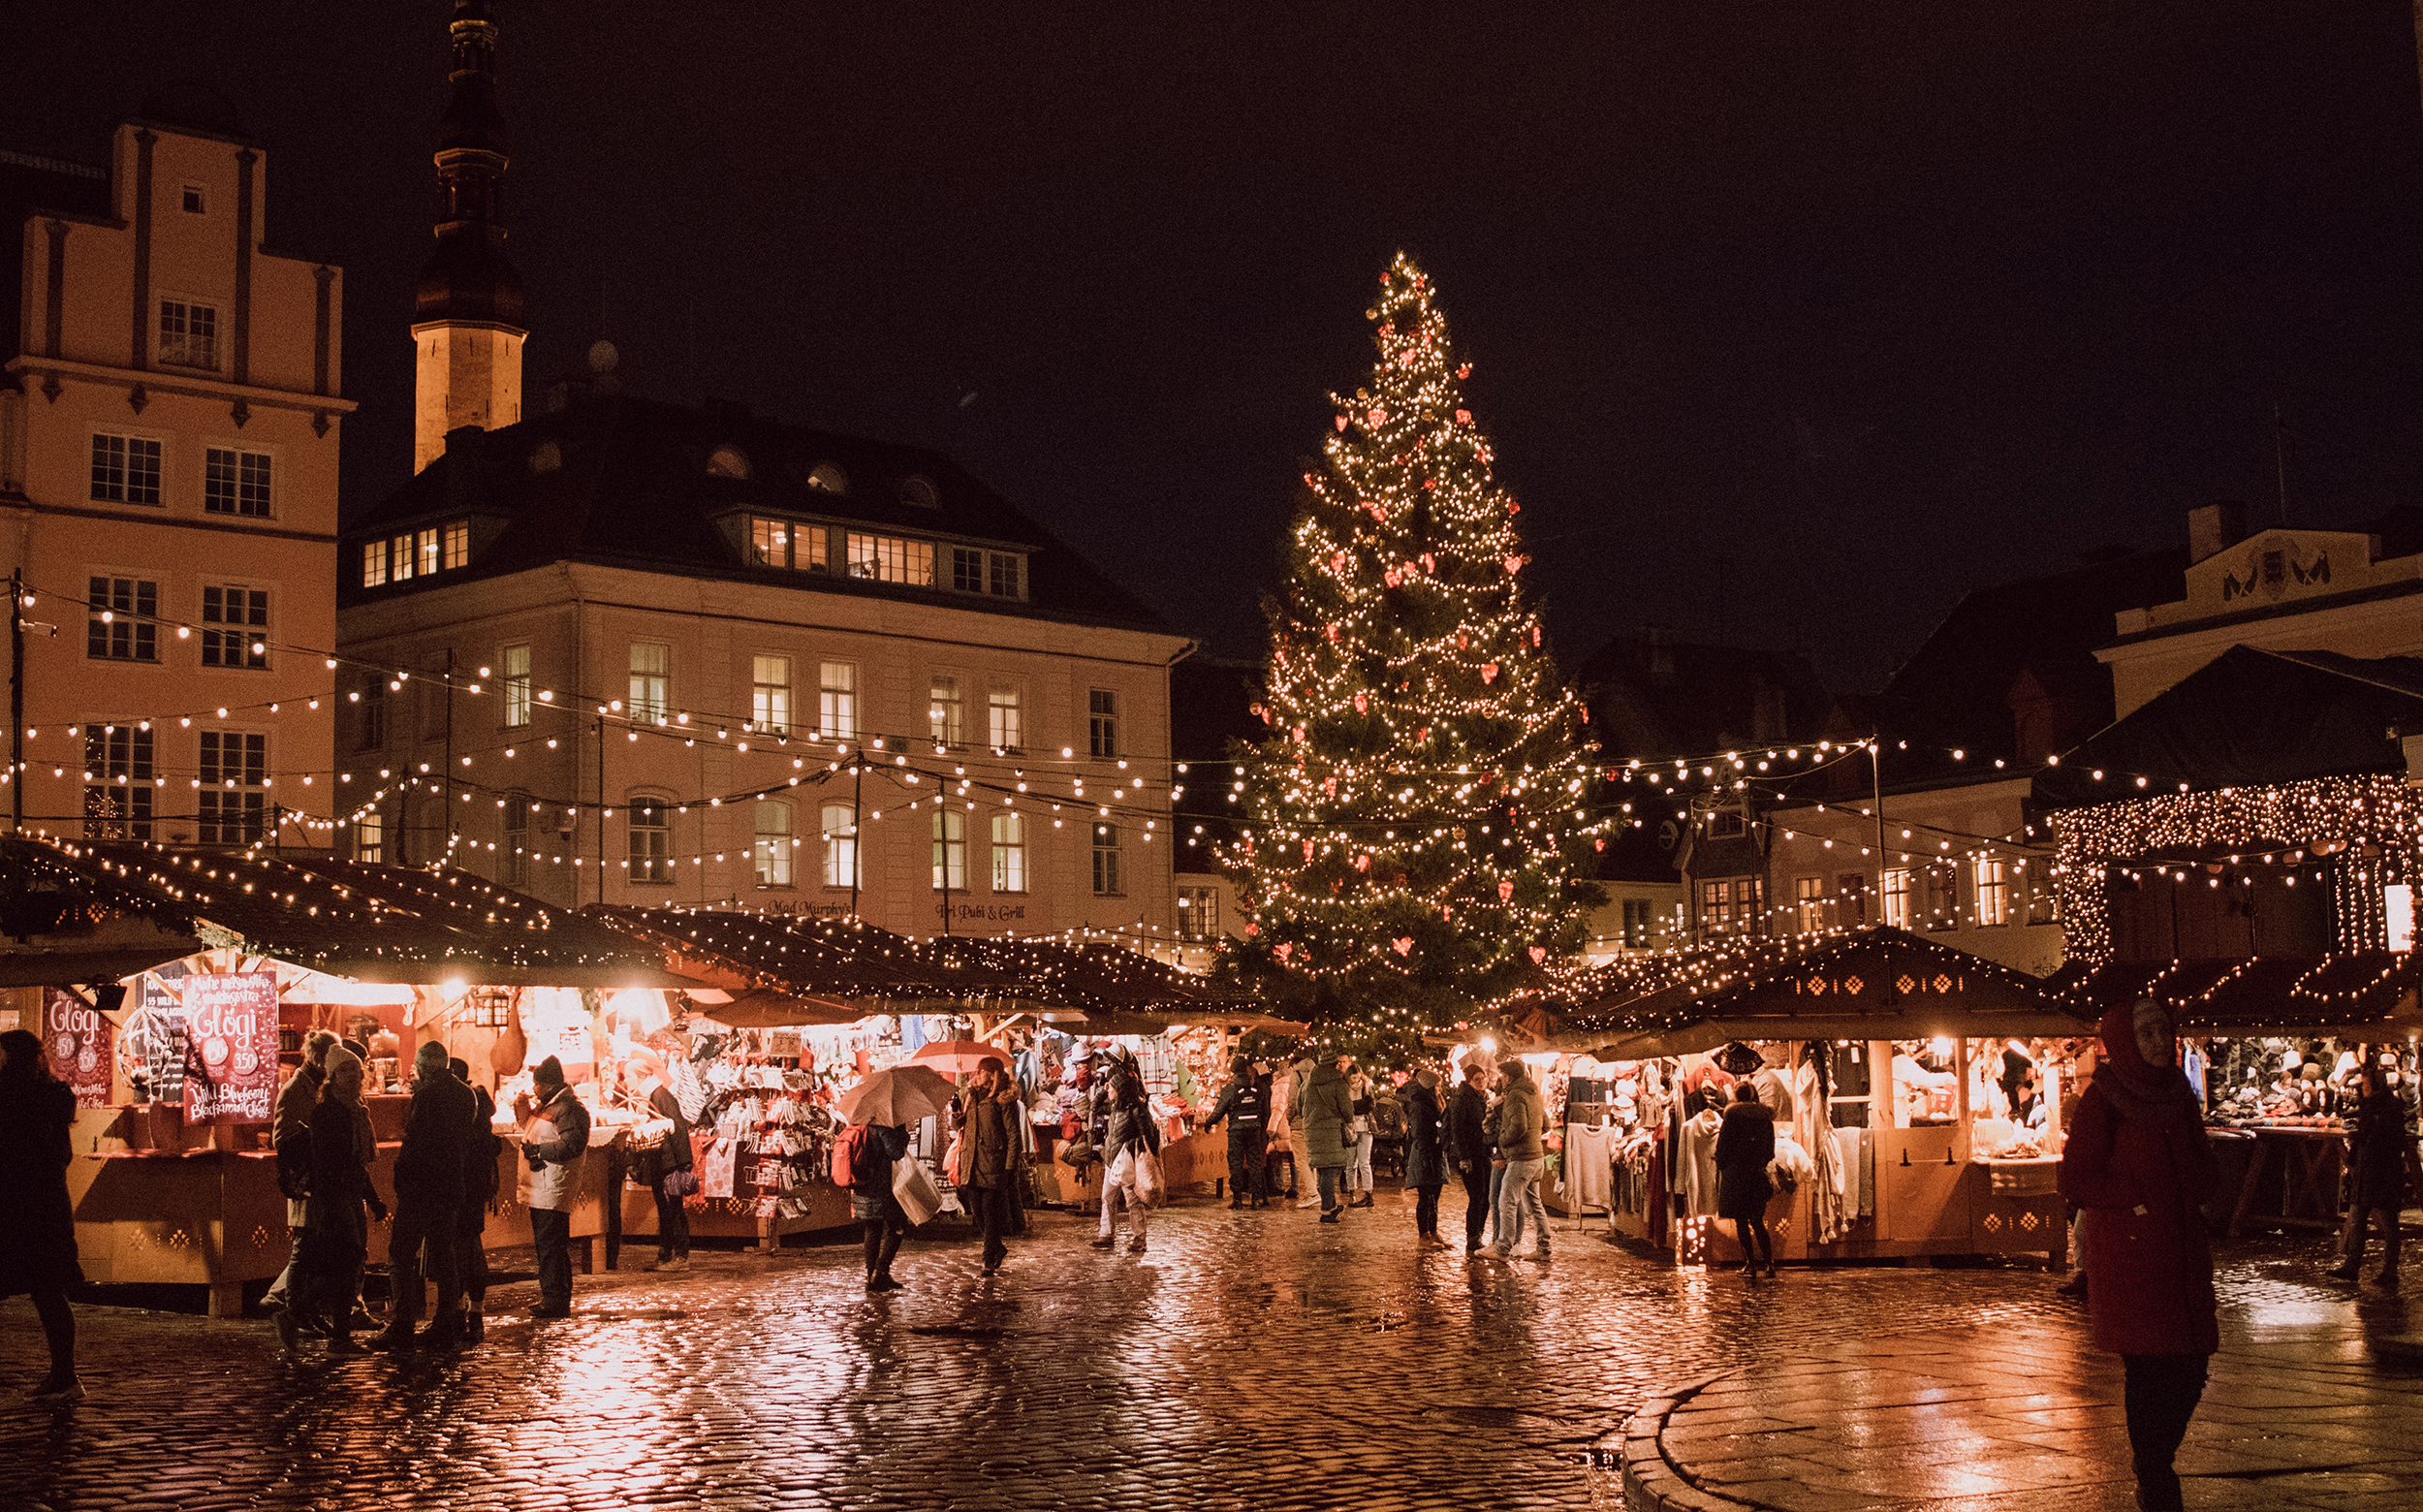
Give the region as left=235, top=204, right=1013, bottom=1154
left=1548, top=927, right=2095, bottom=1271
left=0, top=835, right=672, bottom=1314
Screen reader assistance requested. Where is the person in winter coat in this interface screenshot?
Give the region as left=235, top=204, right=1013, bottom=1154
left=450, top=1058, right=501, bottom=1343
left=849, top=1122, right=914, bottom=1291
left=2329, top=1063, right=2412, bottom=1287
left=1090, top=1055, right=1161, bottom=1253
left=2058, top=998, right=2218, bottom=1512
left=278, top=1049, right=385, bottom=1360
left=1345, top=1069, right=1377, bottom=1207
left=1199, top=1055, right=1271, bottom=1209
left=1445, top=1056, right=1495, bottom=1253
left=264, top=1029, right=337, bottom=1311
left=1286, top=1054, right=1321, bottom=1207
left=1302, top=1051, right=1357, bottom=1221
left=1487, top=1059, right=1550, bottom=1261
left=519, top=1055, right=592, bottom=1319
left=956, top=1060, right=1026, bottom=1275
left=375, top=1040, right=475, bottom=1351
left=1714, top=1083, right=1778, bottom=1278
left=643, top=1068, right=694, bottom=1274
left=1402, top=1066, right=1447, bottom=1244
left=0, top=1029, right=86, bottom=1402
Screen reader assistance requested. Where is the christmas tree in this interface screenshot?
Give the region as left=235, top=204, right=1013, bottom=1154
left=1220, top=253, right=1609, bottom=1056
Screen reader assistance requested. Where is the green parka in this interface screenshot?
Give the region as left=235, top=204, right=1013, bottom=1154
left=1303, top=1064, right=1355, bottom=1169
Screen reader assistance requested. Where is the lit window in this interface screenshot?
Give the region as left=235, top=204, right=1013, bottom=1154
left=198, top=731, right=267, bottom=845
left=991, top=811, right=1025, bottom=893
left=201, top=584, right=268, bottom=670
left=989, top=551, right=1022, bottom=598
left=752, top=655, right=791, bottom=736
left=502, top=791, right=529, bottom=886
left=1883, top=868, right=1912, bottom=930
left=819, top=661, right=855, bottom=740
left=83, top=724, right=154, bottom=840
left=755, top=802, right=793, bottom=886
left=355, top=810, right=384, bottom=865
left=91, top=434, right=163, bottom=506
left=502, top=644, right=532, bottom=727
left=628, top=799, right=671, bottom=884
left=1179, top=884, right=1217, bottom=939
left=391, top=534, right=415, bottom=581
left=844, top=533, right=935, bottom=586
left=988, top=687, right=1022, bottom=751
left=821, top=803, right=858, bottom=888
left=751, top=518, right=825, bottom=571
left=630, top=644, right=670, bottom=724
left=417, top=528, right=441, bottom=577
left=444, top=520, right=470, bottom=569
left=159, top=299, right=218, bottom=368
left=931, top=808, right=966, bottom=891
left=203, top=448, right=271, bottom=517
left=1794, top=875, right=1825, bottom=934
left=929, top=675, right=963, bottom=744
left=86, top=577, right=158, bottom=662
left=1974, top=857, right=2009, bottom=928
left=1698, top=876, right=1762, bottom=936
left=362, top=541, right=389, bottom=587
left=1088, top=689, right=1117, bottom=759
left=1091, top=822, right=1122, bottom=897
left=1926, top=864, right=1962, bottom=931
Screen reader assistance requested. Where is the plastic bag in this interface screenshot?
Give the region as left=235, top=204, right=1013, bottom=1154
left=894, top=1158, right=943, bottom=1226
left=1135, top=1149, right=1165, bottom=1208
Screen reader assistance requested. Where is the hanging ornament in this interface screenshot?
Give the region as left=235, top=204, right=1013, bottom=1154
left=1336, top=416, right=1349, bottom=431
left=1508, top=500, right=1521, bottom=515
left=1440, top=905, right=1453, bottom=920
left=1243, top=922, right=1258, bottom=936
left=1392, top=937, right=1414, bottom=956
left=1303, top=838, right=1315, bottom=861
left=1527, top=946, right=1547, bottom=965
left=1497, top=879, right=1515, bottom=902
left=1457, top=363, right=1471, bottom=379
left=1366, top=501, right=1386, bottom=521
left=1421, top=552, right=1436, bottom=573
left=1531, top=625, right=1542, bottom=646
left=1594, top=837, right=1606, bottom=852
left=1482, top=663, right=1499, bottom=683
left=1457, top=631, right=1468, bottom=650
left=1503, top=554, right=1524, bottom=575
left=1353, top=693, right=1369, bottom=714
left=1368, top=407, right=1386, bottom=427
left=1325, top=624, right=1339, bottom=642
left=1274, top=942, right=1293, bottom=961
left=1354, top=854, right=1370, bottom=871
left=1417, top=727, right=1430, bottom=741
left=1321, top=776, right=1337, bottom=799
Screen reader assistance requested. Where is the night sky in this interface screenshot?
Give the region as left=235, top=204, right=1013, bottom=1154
left=12, top=1, right=2423, bottom=692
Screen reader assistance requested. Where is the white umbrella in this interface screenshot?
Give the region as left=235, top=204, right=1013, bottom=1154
left=837, top=1063, right=957, bottom=1127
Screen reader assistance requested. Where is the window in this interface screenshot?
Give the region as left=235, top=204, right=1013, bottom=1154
left=198, top=731, right=267, bottom=845
left=821, top=803, right=858, bottom=889
left=1924, top=863, right=1962, bottom=931
left=1091, top=822, right=1122, bottom=897
left=1088, top=689, right=1118, bottom=759
left=2022, top=860, right=2057, bottom=926
left=1836, top=873, right=1871, bottom=928
left=1794, top=875, right=1826, bottom=934
left=91, top=434, right=163, bottom=506
left=83, top=724, right=153, bottom=839
left=755, top=802, right=793, bottom=886
left=952, top=547, right=984, bottom=593
left=929, top=675, right=963, bottom=745
left=1974, top=856, right=2010, bottom=928
left=628, top=798, right=671, bottom=884
left=444, top=520, right=469, bottom=569
left=1883, top=868, right=1912, bottom=929
left=932, top=808, right=966, bottom=891
left=629, top=644, right=670, bottom=725
left=358, top=675, right=387, bottom=750
left=417, top=527, right=441, bottom=577
left=752, top=655, right=791, bottom=736
left=844, top=532, right=935, bottom=586
left=899, top=475, right=940, bottom=509
left=818, top=661, right=855, bottom=740
left=1179, top=884, right=1218, bottom=939
left=807, top=462, right=848, bottom=494
left=502, top=792, right=529, bottom=886
left=203, top=448, right=272, bottom=517
left=159, top=299, right=218, bottom=369
left=86, top=577, right=158, bottom=662
left=1706, top=809, right=1746, bottom=840
left=181, top=185, right=205, bottom=214
left=988, top=687, right=1023, bottom=751
left=989, top=551, right=1022, bottom=598
left=1699, top=876, right=1763, bottom=936
left=750, top=517, right=828, bottom=572
left=992, top=811, right=1026, bottom=894
left=501, top=644, right=532, bottom=727
left=355, top=809, right=384, bottom=865
left=1621, top=898, right=1653, bottom=950
left=201, top=584, right=268, bottom=669
left=362, top=540, right=388, bottom=587
left=391, top=533, right=417, bottom=581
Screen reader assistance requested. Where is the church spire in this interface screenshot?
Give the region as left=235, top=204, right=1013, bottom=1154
left=413, top=0, right=526, bottom=473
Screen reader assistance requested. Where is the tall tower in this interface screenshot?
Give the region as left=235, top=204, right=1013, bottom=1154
left=412, top=0, right=525, bottom=473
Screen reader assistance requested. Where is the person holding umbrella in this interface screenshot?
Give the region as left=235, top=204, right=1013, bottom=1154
left=955, top=1059, right=1026, bottom=1276
left=838, top=1062, right=957, bottom=1293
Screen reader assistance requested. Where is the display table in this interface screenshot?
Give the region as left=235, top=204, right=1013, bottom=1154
left=2224, top=1125, right=2346, bottom=1237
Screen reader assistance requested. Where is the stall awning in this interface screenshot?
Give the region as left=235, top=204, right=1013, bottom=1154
left=1546, top=927, right=2094, bottom=1058
left=2048, top=954, right=2423, bottom=1038
left=0, top=835, right=677, bottom=987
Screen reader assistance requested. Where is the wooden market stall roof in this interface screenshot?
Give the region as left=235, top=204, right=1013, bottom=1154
left=2048, top=954, right=2423, bottom=1039
left=0, top=835, right=677, bottom=987
left=1545, top=926, right=2095, bottom=1059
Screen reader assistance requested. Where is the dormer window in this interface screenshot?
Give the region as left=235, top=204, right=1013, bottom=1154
left=751, top=517, right=828, bottom=572
left=708, top=446, right=750, bottom=480
left=807, top=462, right=848, bottom=494
left=361, top=519, right=472, bottom=587
left=898, top=475, right=939, bottom=509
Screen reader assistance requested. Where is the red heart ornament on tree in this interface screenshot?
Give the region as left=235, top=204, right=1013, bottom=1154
left=1497, top=879, right=1515, bottom=902
left=1528, top=946, right=1547, bottom=965
left=1274, top=943, right=1293, bottom=961
left=1392, top=937, right=1414, bottom=956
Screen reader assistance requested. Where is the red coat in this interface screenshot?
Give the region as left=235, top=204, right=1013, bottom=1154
left=2058, top=1009, right=2219, bottom=1357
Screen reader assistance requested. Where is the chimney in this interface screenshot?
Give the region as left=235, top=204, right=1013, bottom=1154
left=2187, top=501, right=2249, bottom=566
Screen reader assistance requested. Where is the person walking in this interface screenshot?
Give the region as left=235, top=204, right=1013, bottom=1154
left=449, top=1058, right=500, bottom=1344
left=1303, top=1050, right=1356, bottom=1222
left=640, top=1062, right=693, bottom=1274
left=2059, top=998, right=2218, bottom=1512
left=1199, top=1055, right=1271, bottom=1209
left=263, top=1029, right=337, bottom=1311
left=1090, top=1054, right=1160, bottom=1253
left=277, top=1048, right=385, bottom=1360
left=1345, top=1066, right=1376, bottom=1208
left=1, top=1029, right=86, bottom=1402
left=373, top=1041, right=475, bottom=1351
left=957, top=1060, right=1025, bottom=1275
left=2329, top=1063, right=2412, bottom=1287
left=519, top=1055, right=591, bottom=1320
left=1715, top=1083, right=1778, bottom=1279
left=1446, top=1056, right=1495, bottom=1253
left=850, top=1121, right=913, bottom=1291
left=1403, top=1065, right=1447, bottom=1245
left=1487, top=1058, right=1550, bottom=1261
left=1286, top=1053, right=1321, bottom=1207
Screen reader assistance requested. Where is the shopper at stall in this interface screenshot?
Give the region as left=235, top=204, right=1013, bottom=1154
left=519, top=1055, right=591, bottom=1320
left=850, top=1121, right=914, bottom=1291
left=1199, top=1055, right=1271, bottom=1210
left=264, top=1029, right=338, bottom=1312
left=1487, top=1058, right=1549, bottom=1262
left=373, top=1041, right=476, bottom=1351
left=1287, top=1053, right=1322, bottom=1208
left=450, top=1057, right=500, bottom=1344
left=1404, top=1065, right=1447, bottom=1244
left=642, top=1064, right=694, bottom=1275
left=1302, top=1050, right=1356, bottom=1223
left=1091, top=1054, right=1161, bottom=1252
left=1345, top=1066, right=1377, bottom=1208
left=1448, top=1056, right=1494, bottom=1253
left=959, top=1060, right=1025, bottom=1275
left=1715, top=1083, right=1778, bottom=1279
left=2329, top=1064, right=2413, bottom=1288
left=2059, top=998, right=2218, bottom=1512
left=277, top=1048, right=384, bottom=1361
left=0, top=1028, right=85, bottom=1402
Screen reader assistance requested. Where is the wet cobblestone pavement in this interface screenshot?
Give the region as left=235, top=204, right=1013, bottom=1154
left=0, top=1199, right=2398, bottom=1511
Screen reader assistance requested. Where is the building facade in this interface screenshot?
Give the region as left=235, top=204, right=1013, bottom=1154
left=2, top=90, right=347, bottom=846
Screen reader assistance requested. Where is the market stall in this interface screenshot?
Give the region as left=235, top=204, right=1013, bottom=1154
left=1544, top=927, right=2096, bottom=1270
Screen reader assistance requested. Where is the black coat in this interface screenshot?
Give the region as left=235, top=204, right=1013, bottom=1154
left=2346, top=1089, right=2415, bottom=1211
left=458, top=1086, right=502, bottom=1234
left=0, top=1073, right=82, bottom=1297
left=1403, top=1084, right=1446, bottom=1188
left=393, top=1068, right=476, bottom=1210
left=1445, top=1083, right=1490, bottom=1172
left=1713, top=1102, right=1777, bottom=1221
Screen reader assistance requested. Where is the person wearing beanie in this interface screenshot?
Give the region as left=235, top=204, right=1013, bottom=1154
left=374, top=1041, right=477, bottom=1351
left=1403, top=1066, right=1447, bottom=1244
left=1198, top=1055, right=1272, bottom=1210
left=1446, top=1057, right=1495, bottom=1253
left=450, top=1056, right=502, bottom=1343
left=277, top=1047, right=385, bottom=1361
left=1486, top=1058, right=1549, bottom=1263
left=264, top=1029, right=338, bottom=1312
left=519, top=1055, right=590, bottom=1318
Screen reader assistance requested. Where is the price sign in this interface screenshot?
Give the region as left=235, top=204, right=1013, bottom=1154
left=43, top=988, right=117, bottom=1109
left=179, top=973, right=280, bottom=1125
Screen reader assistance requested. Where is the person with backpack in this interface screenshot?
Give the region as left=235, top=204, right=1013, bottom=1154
left=450, top=1057, right=502, bottom=1344
left=1199, top=1055, right=1271, bottom=1209
left=838, top=1120, right=913, bottom=1291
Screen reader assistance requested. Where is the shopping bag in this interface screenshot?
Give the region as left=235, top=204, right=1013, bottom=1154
left=1135, top=1149, right=1166, bottom=1209
left=894, top=1157, right=943, bottom=1227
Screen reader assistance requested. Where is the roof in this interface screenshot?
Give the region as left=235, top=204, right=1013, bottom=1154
left=2049, top=955, right=2423, bottom=1037
left=343, top=394, right=1168, bottom=634
left=1575, top=634, right=1829, bottom=761
left=2034, top=646, right=2423, bottom=806
left=2, top=147, right=111, bottom=369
